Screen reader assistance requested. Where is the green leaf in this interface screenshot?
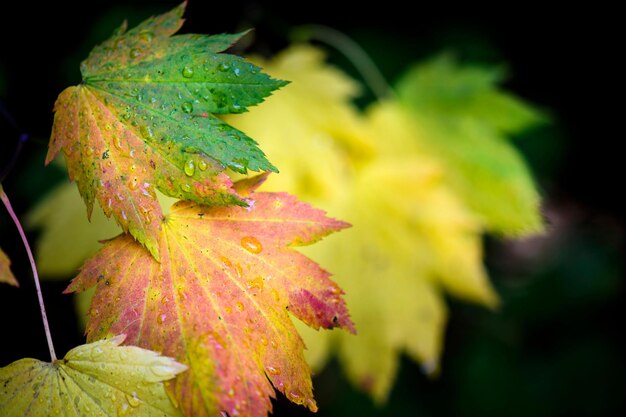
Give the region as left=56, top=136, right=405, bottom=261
left=0, top=335, right=187, bottom=416
left=46, top=3, right=286, bottom=258
left=397, top=54, right=546, bottom=134
left=395, top=54, right=546, bottom=235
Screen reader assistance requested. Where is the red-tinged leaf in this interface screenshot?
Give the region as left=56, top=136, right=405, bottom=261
left=0, top=248, right=18, bottom=287
left=66, top=191, right=353, bottom=417
left=47, top=3, right=285, bottom=259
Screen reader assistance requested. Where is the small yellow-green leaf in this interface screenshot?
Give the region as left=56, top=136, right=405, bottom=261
left=0, top=335, right=187, bottom=416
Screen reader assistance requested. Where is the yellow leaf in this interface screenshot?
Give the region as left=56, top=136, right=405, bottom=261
left=0, top=335, right=187, bottom=416
left=226, top=45, right=501, bottom=402
left=0, top=248, right=18, bottom=286
left=223, top=45, right=375, bottom=203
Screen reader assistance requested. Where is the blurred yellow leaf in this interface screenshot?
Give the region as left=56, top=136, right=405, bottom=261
left=0, top=248, right=18, bottom=286
left=226, top=45, right=508, bottom=401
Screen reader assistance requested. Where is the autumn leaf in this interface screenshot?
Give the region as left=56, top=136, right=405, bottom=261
left=47, top=3, right=286, bottom=258
left=0, top=335, right=187, bottom=416
left=66, top=181, right=353, bottom=417
left=27, top=179, right=176, bottom=278
left=0, top=248, right=18, bottom=286
left=395, top=54, right=546, bottom=235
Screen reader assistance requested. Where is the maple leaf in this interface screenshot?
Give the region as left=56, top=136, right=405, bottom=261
left=47, top=3, right=286, bottom=258
left=224, top=45, right=544, bottom=401
left=395, top=54, right=546, bottom=235
left=0, top=335, right=187, bottom=416
left=66, top=181, right=353, bottom=417
left=297, top=157, right=497, bottom=401
left=0, top=248, right=18, bottom=286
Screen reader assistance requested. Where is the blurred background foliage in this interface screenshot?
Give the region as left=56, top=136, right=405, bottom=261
left=0, top=1, right=622, bottom=416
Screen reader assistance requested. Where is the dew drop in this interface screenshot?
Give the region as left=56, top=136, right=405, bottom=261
left=128, top=177, right=139, bottom=190
left=126, top=392, right=140, bottom=407
left=139, top=31, right=153, bottom=43
left=217, top=63, right=230, bottom=72
left=129, top=48, right=141, bottom=58
left=139, top=125, right=154, bottom=139
left=182, top=66, right=194, bottom=78
left=234, top=263, right=243, bottom=279
left=143, top=209, right=153, bottom=225
left=287, top=390, right=304, bottom=405
left=329, top=284, right=342, bottom=295
left=265, top=365, right=281, bottom=376
left=246, top=277, right=264, bottom=291
left=240, top=236, right=262, bottom=254
left=228, top=388, right=235, bottom=397
left=198, top=159, right=208, bottom=171
left=157, top=314, right=166, bottom=325
left=234, top=67, right=240, bottom=77
left=90, top=346, right=105, bottom=361
left=181, top=183, right=192, bottom=193
left=184, top=159, right=195, bottom=176
left=181, top=102, right=194, bottom=113
left=220, top=257, right=232, bottom=268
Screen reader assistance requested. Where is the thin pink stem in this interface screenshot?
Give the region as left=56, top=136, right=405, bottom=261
left=1, top=186, right=57, bottom=361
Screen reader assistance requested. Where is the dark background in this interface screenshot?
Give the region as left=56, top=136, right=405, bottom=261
left=1, top=1, right=623, bottom=416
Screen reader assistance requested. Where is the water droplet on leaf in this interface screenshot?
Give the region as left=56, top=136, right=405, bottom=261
left=265, top=366, right=280, bottom=375
left=182, top=66, right=194, bottom=78
left=184, top=159, right=195, bottom=176
left=241, top=236, right=262, bottom=254
left=90, top=346, right=105, bottom=361
left=140, top=125, right=154, bottom=139
left=181, top=102, right=193, bottom=113
left=126, top=392, right=140, bottom=407
left=287, top=390, right=304, bottom=405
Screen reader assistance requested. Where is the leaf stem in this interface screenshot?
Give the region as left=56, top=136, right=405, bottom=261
left=0, top=185, right=57, bottom=361
left=292, top=25, right=393, bottom=100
